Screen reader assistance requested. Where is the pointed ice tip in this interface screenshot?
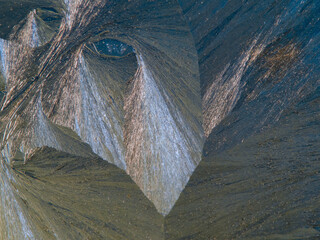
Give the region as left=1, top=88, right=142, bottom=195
left=125, top=54, right=202, bottom=216
left=25, top=10, right=41, bottom=48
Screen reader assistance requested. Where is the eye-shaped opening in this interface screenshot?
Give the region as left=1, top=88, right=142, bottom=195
left=86, top=39, right=134, bottom=58
left=35, top=7, right=63, bottom=33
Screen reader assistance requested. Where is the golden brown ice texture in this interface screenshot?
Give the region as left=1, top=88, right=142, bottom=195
left=0, top=1, right=203, bottom=237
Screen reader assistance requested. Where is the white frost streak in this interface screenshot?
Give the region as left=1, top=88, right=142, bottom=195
left=125, top=55, right=201, bottom=215
left=203, top=39, right=265, bottom=137
left=0, top=10, right=40, bottom=86
left=0, top=160, right=34, bottom=240
left=30, top=11, right=40, bottom=48
left=0, top=39, right=9, bottom=80
left=75, top=55, right=126, bottom=169
left=19, top=11, right=40, bottom=48
left=63, top=0, right=104, bottom=29
left=31, top=97, right=61, bottom=151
